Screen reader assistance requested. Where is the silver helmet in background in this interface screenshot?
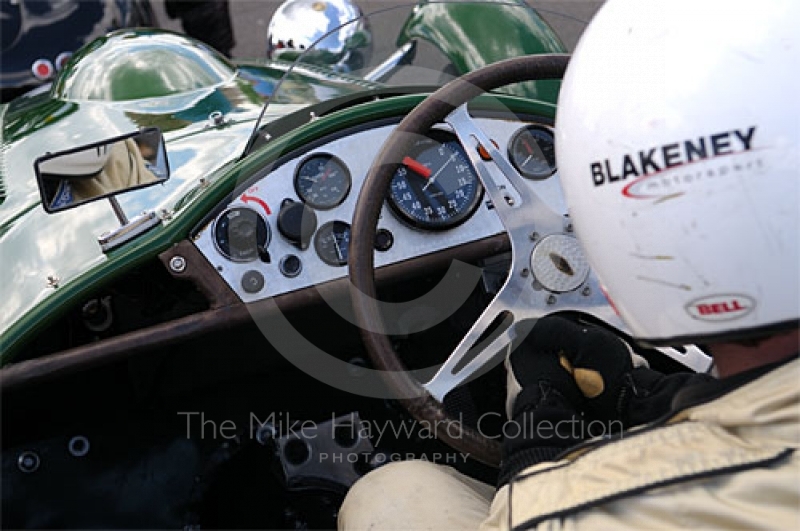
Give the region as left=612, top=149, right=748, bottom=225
left=267, top=0, right=372, bottom=73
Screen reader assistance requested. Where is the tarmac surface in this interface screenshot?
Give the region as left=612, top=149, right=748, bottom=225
left=150, top=1, right=605, bottom=60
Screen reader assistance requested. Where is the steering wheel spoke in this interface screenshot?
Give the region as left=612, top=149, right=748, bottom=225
left=422, top=285, right=530, bottom=402
left=445, top=105, right=564, bottom=236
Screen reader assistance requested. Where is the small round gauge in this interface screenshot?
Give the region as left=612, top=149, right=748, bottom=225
left=214, top=207, right=271, bottom=262
left=508, top=125, right=557, bottom=180
left=314, top=220, right=351, bottom=267
left=294, top=154, right=351, bottom=209
left=388, top=130, right=482, bottom=231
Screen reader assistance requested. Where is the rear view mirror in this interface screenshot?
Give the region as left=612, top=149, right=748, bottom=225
left=36, top=128, right=169, bottom=213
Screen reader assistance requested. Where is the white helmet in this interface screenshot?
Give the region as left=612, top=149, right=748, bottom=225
left=38, top=144, right=110, bottom=178
left=556, top=0, right=799, bottom=346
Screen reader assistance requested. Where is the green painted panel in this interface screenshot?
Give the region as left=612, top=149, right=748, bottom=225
left=398, top=0, right=566, bottom=102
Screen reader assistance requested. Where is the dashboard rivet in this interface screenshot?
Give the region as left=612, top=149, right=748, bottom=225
left=546, top=294, right=557, bottom=305
left=520, top=268, right=530, bottom=278
left=582, top=286, right=591, bottom=297
left=169, top=256, right=187, bottom=273
left=529, top=232, right=540, bottom=241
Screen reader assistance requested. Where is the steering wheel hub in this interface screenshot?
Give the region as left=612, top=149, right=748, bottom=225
left=530, top=234, right=590, bottom=293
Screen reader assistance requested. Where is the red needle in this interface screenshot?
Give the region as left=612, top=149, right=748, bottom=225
left=402, top=156, right=432, bottom=179
left=521, top=137, right=534, bottom=155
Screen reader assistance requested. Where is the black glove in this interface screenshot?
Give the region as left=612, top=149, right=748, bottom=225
left=535, top=315, right=636, bottom=422
left=621, top=365, right=713, bottom=427
left=520, top=316, right=713, bottom=428
left=498, top=317, right=588, bottom=486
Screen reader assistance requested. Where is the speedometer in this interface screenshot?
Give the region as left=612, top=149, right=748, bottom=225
left=387, top=131, right=482, bottom=231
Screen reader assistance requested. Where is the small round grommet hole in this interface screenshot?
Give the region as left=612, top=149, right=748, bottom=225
left=334, top=424, right=358, bottom=448
left=17, top=451, right=40, bottom=473
left=283, top=438, right=310, bottom=465
left=68, top=436, right=90, bottom=457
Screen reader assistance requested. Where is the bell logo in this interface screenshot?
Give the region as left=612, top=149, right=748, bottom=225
left=686, top=294, right=755, bottom=322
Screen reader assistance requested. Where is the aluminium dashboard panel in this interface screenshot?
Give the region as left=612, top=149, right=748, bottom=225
left=192, top=118, right=566, bottom=304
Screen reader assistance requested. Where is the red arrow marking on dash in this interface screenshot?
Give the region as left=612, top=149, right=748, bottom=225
left=241, top=194, right=271, bottom=215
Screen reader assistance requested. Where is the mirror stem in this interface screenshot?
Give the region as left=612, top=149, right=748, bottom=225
left=109, top=197, right=129, bottom=226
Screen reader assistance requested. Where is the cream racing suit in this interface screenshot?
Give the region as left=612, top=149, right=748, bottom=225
left=48, top=139, right=159, bottom=209
left=339, top=357, right=800, bottom=530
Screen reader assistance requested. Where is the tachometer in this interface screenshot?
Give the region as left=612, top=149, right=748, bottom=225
left=294, top=154, right=351, bottom=209
left=388, top=131, right=482, bottom=230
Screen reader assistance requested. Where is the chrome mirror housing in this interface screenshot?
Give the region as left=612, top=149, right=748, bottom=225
left=267, top=0, right=372, bottom=73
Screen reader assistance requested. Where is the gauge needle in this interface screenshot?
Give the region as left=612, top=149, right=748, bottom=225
left=423, top=153, right=457, bottom=191
left=520, top=138, right=535, bottom=168
left=333, top=234, right=343, bottom=260
left=402, top=156, right=432, bottom=179
left=407, top=170, right=456, bottom=218
left=521, top=137, right=534, bottom=155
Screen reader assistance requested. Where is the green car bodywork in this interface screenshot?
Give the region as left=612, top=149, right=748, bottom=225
left=398, top=0, right=565, bottom=101
left=0, top=0, right=565, bottom=365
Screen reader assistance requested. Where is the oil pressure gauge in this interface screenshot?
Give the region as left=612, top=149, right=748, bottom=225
left=214, top=207, right=271, bottom=262
left=508, top=125, right=556, bottom=180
